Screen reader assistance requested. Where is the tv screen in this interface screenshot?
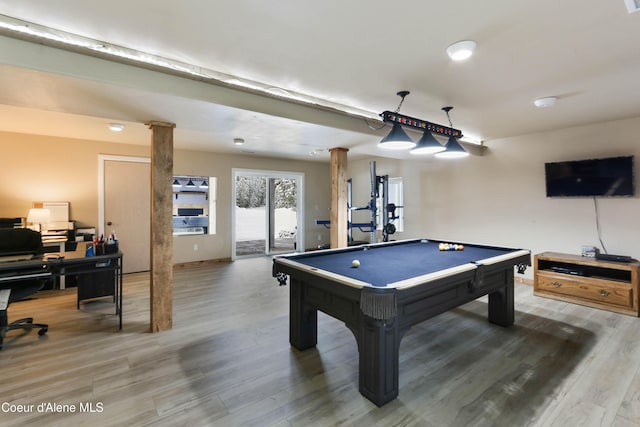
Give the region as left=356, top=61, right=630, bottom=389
left=545, top=156, right=635, bottom=197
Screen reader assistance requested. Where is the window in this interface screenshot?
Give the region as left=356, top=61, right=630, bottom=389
left=387, top=177, right=404, bottom=233
left=172, top=176, right=216, bottom=236
left=376, top=177, right=404, bottom=233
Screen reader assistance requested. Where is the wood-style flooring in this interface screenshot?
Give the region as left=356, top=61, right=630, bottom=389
left=1, top=257, right=640, bottom=427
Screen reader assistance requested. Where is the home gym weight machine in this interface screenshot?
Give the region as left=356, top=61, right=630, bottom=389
left=316, top=161, right=403, bottom=245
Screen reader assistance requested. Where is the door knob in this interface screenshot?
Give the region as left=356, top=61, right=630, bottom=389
left=107, top=221, right=113, bottom=226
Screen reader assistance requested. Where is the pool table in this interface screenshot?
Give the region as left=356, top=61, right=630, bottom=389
left=272, top=238, right=530, bottom=406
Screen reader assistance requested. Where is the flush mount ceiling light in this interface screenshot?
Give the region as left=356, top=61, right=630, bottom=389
left=108, top=123, right=125, bottom=132
left=446, top=40, right=477, bottom=61
left=233, top=138, right=245, bottom=146
left=534, top=96, right=557, bottom=108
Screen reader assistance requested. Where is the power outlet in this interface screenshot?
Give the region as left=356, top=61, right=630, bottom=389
left=193, top=243, right=199, bottom=251
left=317, top=234, right=322, bottom=241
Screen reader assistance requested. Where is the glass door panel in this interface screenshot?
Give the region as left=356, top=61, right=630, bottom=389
left=235, top=175, right=266, bottom=256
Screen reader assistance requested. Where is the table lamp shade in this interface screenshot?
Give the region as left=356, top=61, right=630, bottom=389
left=27, top=208, right=51, bottom=228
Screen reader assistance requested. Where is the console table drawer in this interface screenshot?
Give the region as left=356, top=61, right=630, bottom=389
left=537, top=274, right=632, bottom=308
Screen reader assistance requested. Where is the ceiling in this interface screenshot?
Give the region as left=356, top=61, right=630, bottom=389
left=0, top=0, right=639, bottom=162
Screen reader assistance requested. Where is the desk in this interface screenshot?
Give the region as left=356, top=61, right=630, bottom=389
left=0, top=251, right=124, bottom=329
left=272, top=238, right=530, bottom=406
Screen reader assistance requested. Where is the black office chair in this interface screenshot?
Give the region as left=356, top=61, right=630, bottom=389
left=0, top=228, right=50, bottom=350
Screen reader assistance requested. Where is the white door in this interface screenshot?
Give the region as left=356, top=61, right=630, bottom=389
left=103, top=158, right=150, bottom=273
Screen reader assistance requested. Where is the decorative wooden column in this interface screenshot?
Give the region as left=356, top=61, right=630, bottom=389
left=329, top=147, right=349, bottom=248
left=146, top=121, right=175, bottom=332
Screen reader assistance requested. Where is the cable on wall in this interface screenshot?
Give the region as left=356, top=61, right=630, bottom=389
left=593, top=197, right=608, bottom=254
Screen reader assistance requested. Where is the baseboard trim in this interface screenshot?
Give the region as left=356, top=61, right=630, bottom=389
left=173, top=258, right=231, bottom=269
left=516, top=276, right=533, bottom=286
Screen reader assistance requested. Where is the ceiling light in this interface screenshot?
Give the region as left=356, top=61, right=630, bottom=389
left=199, top=179, right=208, bottom=188
left=435, top=107, right=469, bottom=159
left=435, top=135, right=470, bottom=158
left=534, top=97, right=557, bottom=108
left=109, top=123, right=125, bottom=132
left=186, top=179, right=196, bottom=187
left=172, top=178, right=181, bottom=188
left=410, top=131, right=445, bottom=155
left=379, top=123, right=416, bottom=150
left=379, top=91, right=416, bottom=150
left=379, top=92, right=468, bottom=155
left=446, top=40, right=477, bottom=61
left=233, top=138, right=245, bottom=146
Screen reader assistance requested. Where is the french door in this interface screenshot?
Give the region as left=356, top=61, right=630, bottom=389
left=232, top=169, right=304, bottom=259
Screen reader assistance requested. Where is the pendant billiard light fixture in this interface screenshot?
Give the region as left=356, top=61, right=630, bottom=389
left=379, top=91, right=466, bottom=157
left=435, top=107, right=469, bottom=159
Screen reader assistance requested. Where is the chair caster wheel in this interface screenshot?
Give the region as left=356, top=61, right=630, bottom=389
left=38, top=328, right=48, bottom=336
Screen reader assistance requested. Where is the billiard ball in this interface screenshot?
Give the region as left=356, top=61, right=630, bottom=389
left=352, top=259, right=360, bottom=268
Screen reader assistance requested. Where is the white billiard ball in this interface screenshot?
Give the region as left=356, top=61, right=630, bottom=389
left=352, top=259, right=360, bottom=268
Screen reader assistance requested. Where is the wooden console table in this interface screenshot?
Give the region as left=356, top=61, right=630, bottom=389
left=534, top=252, right=640, bottom=316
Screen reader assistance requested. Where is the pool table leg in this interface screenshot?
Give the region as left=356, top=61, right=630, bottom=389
left=487, top=280, right=515, bottom=327
left=289, top=278, right=317, bottom=350
left=357, top=317, right=401, bottom=407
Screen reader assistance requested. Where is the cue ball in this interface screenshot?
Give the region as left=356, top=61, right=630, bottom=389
left=352, top=259, right=360, bottom=268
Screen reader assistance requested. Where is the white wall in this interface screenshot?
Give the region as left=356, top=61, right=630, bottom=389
left=173, top=149, right=331, bottom=263
left=349, top=116, right=640, bottom=280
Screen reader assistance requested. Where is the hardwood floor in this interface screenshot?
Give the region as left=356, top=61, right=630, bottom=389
left=2, top=257, right=640, bottom=427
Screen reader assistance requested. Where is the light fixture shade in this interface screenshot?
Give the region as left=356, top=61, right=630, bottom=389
left=27, top=208, right=51, bottom=224
left=446, top=40, right=477, bottom=61
left=379, top=123, right=416, bottom=150
left=435, top=135, right=469, bottom=158
left=534, top=97, right=557, bottom=108
left=172, top=178, right=181, bottom=188
left=199, top=179, right=208, bottom=188
left=186, top=179, right=196, bottom=187
left=410, top=131, right=446, bottom=155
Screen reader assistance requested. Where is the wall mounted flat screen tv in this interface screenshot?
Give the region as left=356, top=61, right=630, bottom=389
left=545, top=156, right=635, bottom=197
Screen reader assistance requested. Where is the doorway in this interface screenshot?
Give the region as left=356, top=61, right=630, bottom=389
left=99, top=155, right=151, bottom=273
left=232, top=169, right=304, bottom=259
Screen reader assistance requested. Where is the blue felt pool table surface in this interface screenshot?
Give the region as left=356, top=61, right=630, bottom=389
left=285, top=239, right=523, bottom=287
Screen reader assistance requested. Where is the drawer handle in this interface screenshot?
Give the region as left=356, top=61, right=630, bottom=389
left=599, top=289, right=610, bottom=297
left=551, top=281, right=562, bottom=288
